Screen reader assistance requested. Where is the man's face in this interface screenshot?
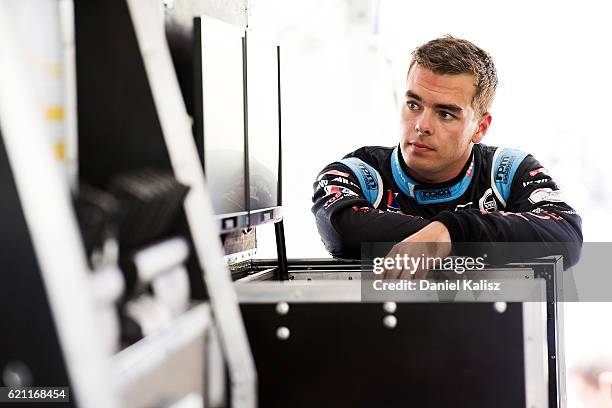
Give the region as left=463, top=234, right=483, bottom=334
left=399, top=65, right=490, bottom=182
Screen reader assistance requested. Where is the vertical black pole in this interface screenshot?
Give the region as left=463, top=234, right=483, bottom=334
left=242, top=35, right=250, bottom=223
left=275, top=45, right=289, bottom=281
left=193, top=18, right=205, bottom=169
left=275, top=222, right=289, bottom=280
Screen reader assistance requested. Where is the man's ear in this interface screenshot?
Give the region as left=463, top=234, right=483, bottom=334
left=472, top=112, right=492, bottom=144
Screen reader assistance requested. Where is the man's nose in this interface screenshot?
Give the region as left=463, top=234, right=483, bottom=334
left=415, top=110, right=433, bottom=135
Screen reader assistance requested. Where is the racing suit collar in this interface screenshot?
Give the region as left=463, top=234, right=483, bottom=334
left=390, top=145, right=476, bottom=204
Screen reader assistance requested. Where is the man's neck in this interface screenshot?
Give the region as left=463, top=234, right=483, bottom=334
left=406, top=148, right=473, bottom=184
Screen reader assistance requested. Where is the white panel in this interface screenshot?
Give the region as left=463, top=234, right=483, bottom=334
left=246, top=29, right=280, bottom=210
left=200, top=17, right=247, bottom=215
left=523, top=301, right=549, bottom=408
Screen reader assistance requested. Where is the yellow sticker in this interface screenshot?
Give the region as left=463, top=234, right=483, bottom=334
left=54, top=141, right=66, bottom=161
left=46, top=106, right=65, bottom=121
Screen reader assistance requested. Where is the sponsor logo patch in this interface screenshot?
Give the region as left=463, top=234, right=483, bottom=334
left=323, top=192, right=343, bottom=209
left=528, top=167, right=548, bottom=177
left=495, top=155, right=516, bottom=185
left=317, top=169, right=350, bottom=181
left=356, top=163, right=378, bottom=190
left=386, top=190, right=401, bottom=210
left=323, top=185, right=358, bottom=197
left=330, top=177, right=359, bottom=187
left=419, top=188, right=452, bottom=202
left=522, top=177, right=551, bottom=187
left=408, top=183, right=415, bottom=197
left=499, top=210, right=529, bottom=221
left=455, top=202, right=474, bottom=211
left=466, top=161, right=474, bottom=178
left=528, top=188, right=564, bottom=204
left=478, top=188, right=497, bottom=213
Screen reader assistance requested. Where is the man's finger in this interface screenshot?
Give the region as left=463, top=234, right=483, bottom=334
left=415, top=267, right=429, bottom=280
left=398, top=267, right=415, bottom=280
left=384, top=264, right=403, bottom=280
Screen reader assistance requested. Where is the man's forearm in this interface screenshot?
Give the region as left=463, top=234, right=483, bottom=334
left=433, top=208, right=583, bottom=267
left=319, top=206, right=430, bottom=259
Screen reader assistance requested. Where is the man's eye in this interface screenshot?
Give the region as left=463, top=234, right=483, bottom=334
left=439, top=111, right=454, bottom=120
left=406, top=101, right=420, bottom=111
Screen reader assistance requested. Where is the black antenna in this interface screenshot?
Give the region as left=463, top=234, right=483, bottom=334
left=274, top=44, right=289, bottom=280
left=193, top=17, right=205, bottom=169
left=242, top=34, right=250, bottom=223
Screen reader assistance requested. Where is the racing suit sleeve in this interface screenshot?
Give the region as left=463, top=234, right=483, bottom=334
left=433, top=154, right=583, bottom=267
left=311, top=162, right=429, bottom=259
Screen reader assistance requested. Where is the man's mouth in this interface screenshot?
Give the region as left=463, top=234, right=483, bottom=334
left=409, top=141, right=434, bottom=153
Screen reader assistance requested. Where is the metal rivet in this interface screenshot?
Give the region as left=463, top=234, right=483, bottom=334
left=383, top=302, right=397, bottom=314
left=275, top=302, right=289, bottom=315
left=3, top=361, right=33, bottom=387
left=276, top=327, right=290, bottom=340
left=494, top=302, right=507, bottom=314
left=383, top=315, right=397, bottom=329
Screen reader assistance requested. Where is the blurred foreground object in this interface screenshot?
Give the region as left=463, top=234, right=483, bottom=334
left=571, top=358, right=612, bottom=408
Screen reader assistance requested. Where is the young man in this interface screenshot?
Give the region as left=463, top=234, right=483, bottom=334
left=311, top=36, right=582, bottom=270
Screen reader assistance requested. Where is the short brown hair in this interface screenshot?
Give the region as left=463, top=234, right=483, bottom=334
left=409, top=35, right=498, bottom=115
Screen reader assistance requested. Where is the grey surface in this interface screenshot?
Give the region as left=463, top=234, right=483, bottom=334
left=235, top=267, right=548, bottom=303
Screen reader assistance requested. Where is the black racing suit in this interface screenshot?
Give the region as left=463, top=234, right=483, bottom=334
left=311, top=144, right=583, bottom=267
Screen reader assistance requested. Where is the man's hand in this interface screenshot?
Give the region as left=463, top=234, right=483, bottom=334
left=382, top=221, right=452, bottom=280
left=406, top=221, right=451, bottom=245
